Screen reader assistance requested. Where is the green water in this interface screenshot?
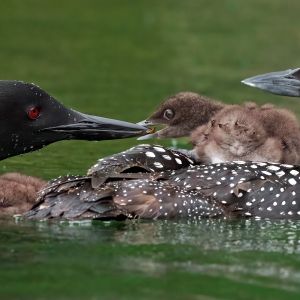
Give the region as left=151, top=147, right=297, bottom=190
left=1, top=0, right=300, bottom=298
left=2, top=218, right=300, bottom=299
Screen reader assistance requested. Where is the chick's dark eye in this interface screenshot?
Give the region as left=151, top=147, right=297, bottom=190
left=27, top=106, right=41, bottom=120
left=163, top=109, right=174, bottom=120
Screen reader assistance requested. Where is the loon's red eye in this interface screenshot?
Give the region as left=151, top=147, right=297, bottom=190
left=27, top=106, right=41, bottom=120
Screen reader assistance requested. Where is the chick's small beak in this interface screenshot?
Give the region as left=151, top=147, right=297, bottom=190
left=136, top=119, right=159, bottom=140
left=137, top=119, right=155, bottom=127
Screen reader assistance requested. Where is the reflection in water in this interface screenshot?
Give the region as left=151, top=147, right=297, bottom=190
left=7, top=217, right=300, bottom=254
left=1, top=217, right=300, bottom=296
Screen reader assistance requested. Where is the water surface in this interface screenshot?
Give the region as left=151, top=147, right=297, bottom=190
left=1, top=218, right=300, bottom=299
left=1, top=1, right=300, bottom=299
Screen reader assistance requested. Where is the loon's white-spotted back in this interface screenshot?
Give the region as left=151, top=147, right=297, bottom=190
left=24, top=145, right=300, bottom=220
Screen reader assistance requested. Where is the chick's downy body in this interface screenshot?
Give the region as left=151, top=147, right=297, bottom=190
left=192, top=106, right=283, bottom=163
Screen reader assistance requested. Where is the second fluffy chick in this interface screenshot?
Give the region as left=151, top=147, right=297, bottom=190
left=191, top=105, right=283, bottom=163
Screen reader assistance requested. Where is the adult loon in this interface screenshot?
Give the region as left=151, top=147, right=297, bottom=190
left=25, top=68, right=300, bottom=220
left=0, top=80, right=147, bottom=214
left=24, top=144, right=300, bottom=220
left=0, top=80, right=147, bottom=160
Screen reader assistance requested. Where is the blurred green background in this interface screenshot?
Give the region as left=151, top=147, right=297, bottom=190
left=1, top=1, right=300, bottom=300
left=1, top=0, right=300, bottom=179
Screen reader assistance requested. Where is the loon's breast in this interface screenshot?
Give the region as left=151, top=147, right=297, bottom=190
left=24, top=145, right=300, bottom=220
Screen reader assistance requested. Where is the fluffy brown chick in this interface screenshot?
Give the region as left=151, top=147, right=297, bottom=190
left=191, top=106, right=283, bottom=163
left=138, top=92, right=224, bottom=139
left=237, top=102, right=300, bottom=164
left=0, top=173, right=46, bottom=216
left=247, top=103, right=300, bottom=164
left=139, top=92, right=300, bottom=164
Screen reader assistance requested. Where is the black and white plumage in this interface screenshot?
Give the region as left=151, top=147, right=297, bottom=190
left=169, top=161, right=300, bottom=219
left=24, top=145, right=198, bottom=220
left=86, top=144, right=195, bottom=188
left=24, top=145, right=300, bottom=220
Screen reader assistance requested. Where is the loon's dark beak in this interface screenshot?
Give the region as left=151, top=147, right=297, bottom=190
left=242, top=68, right=300, bottom=97
left=43, top=111, right=148, bottom=140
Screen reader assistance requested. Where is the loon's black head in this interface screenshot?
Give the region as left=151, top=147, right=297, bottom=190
left=0, top=81, right=147, bottom=160
left=242, top=68, right=300, bottom=97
